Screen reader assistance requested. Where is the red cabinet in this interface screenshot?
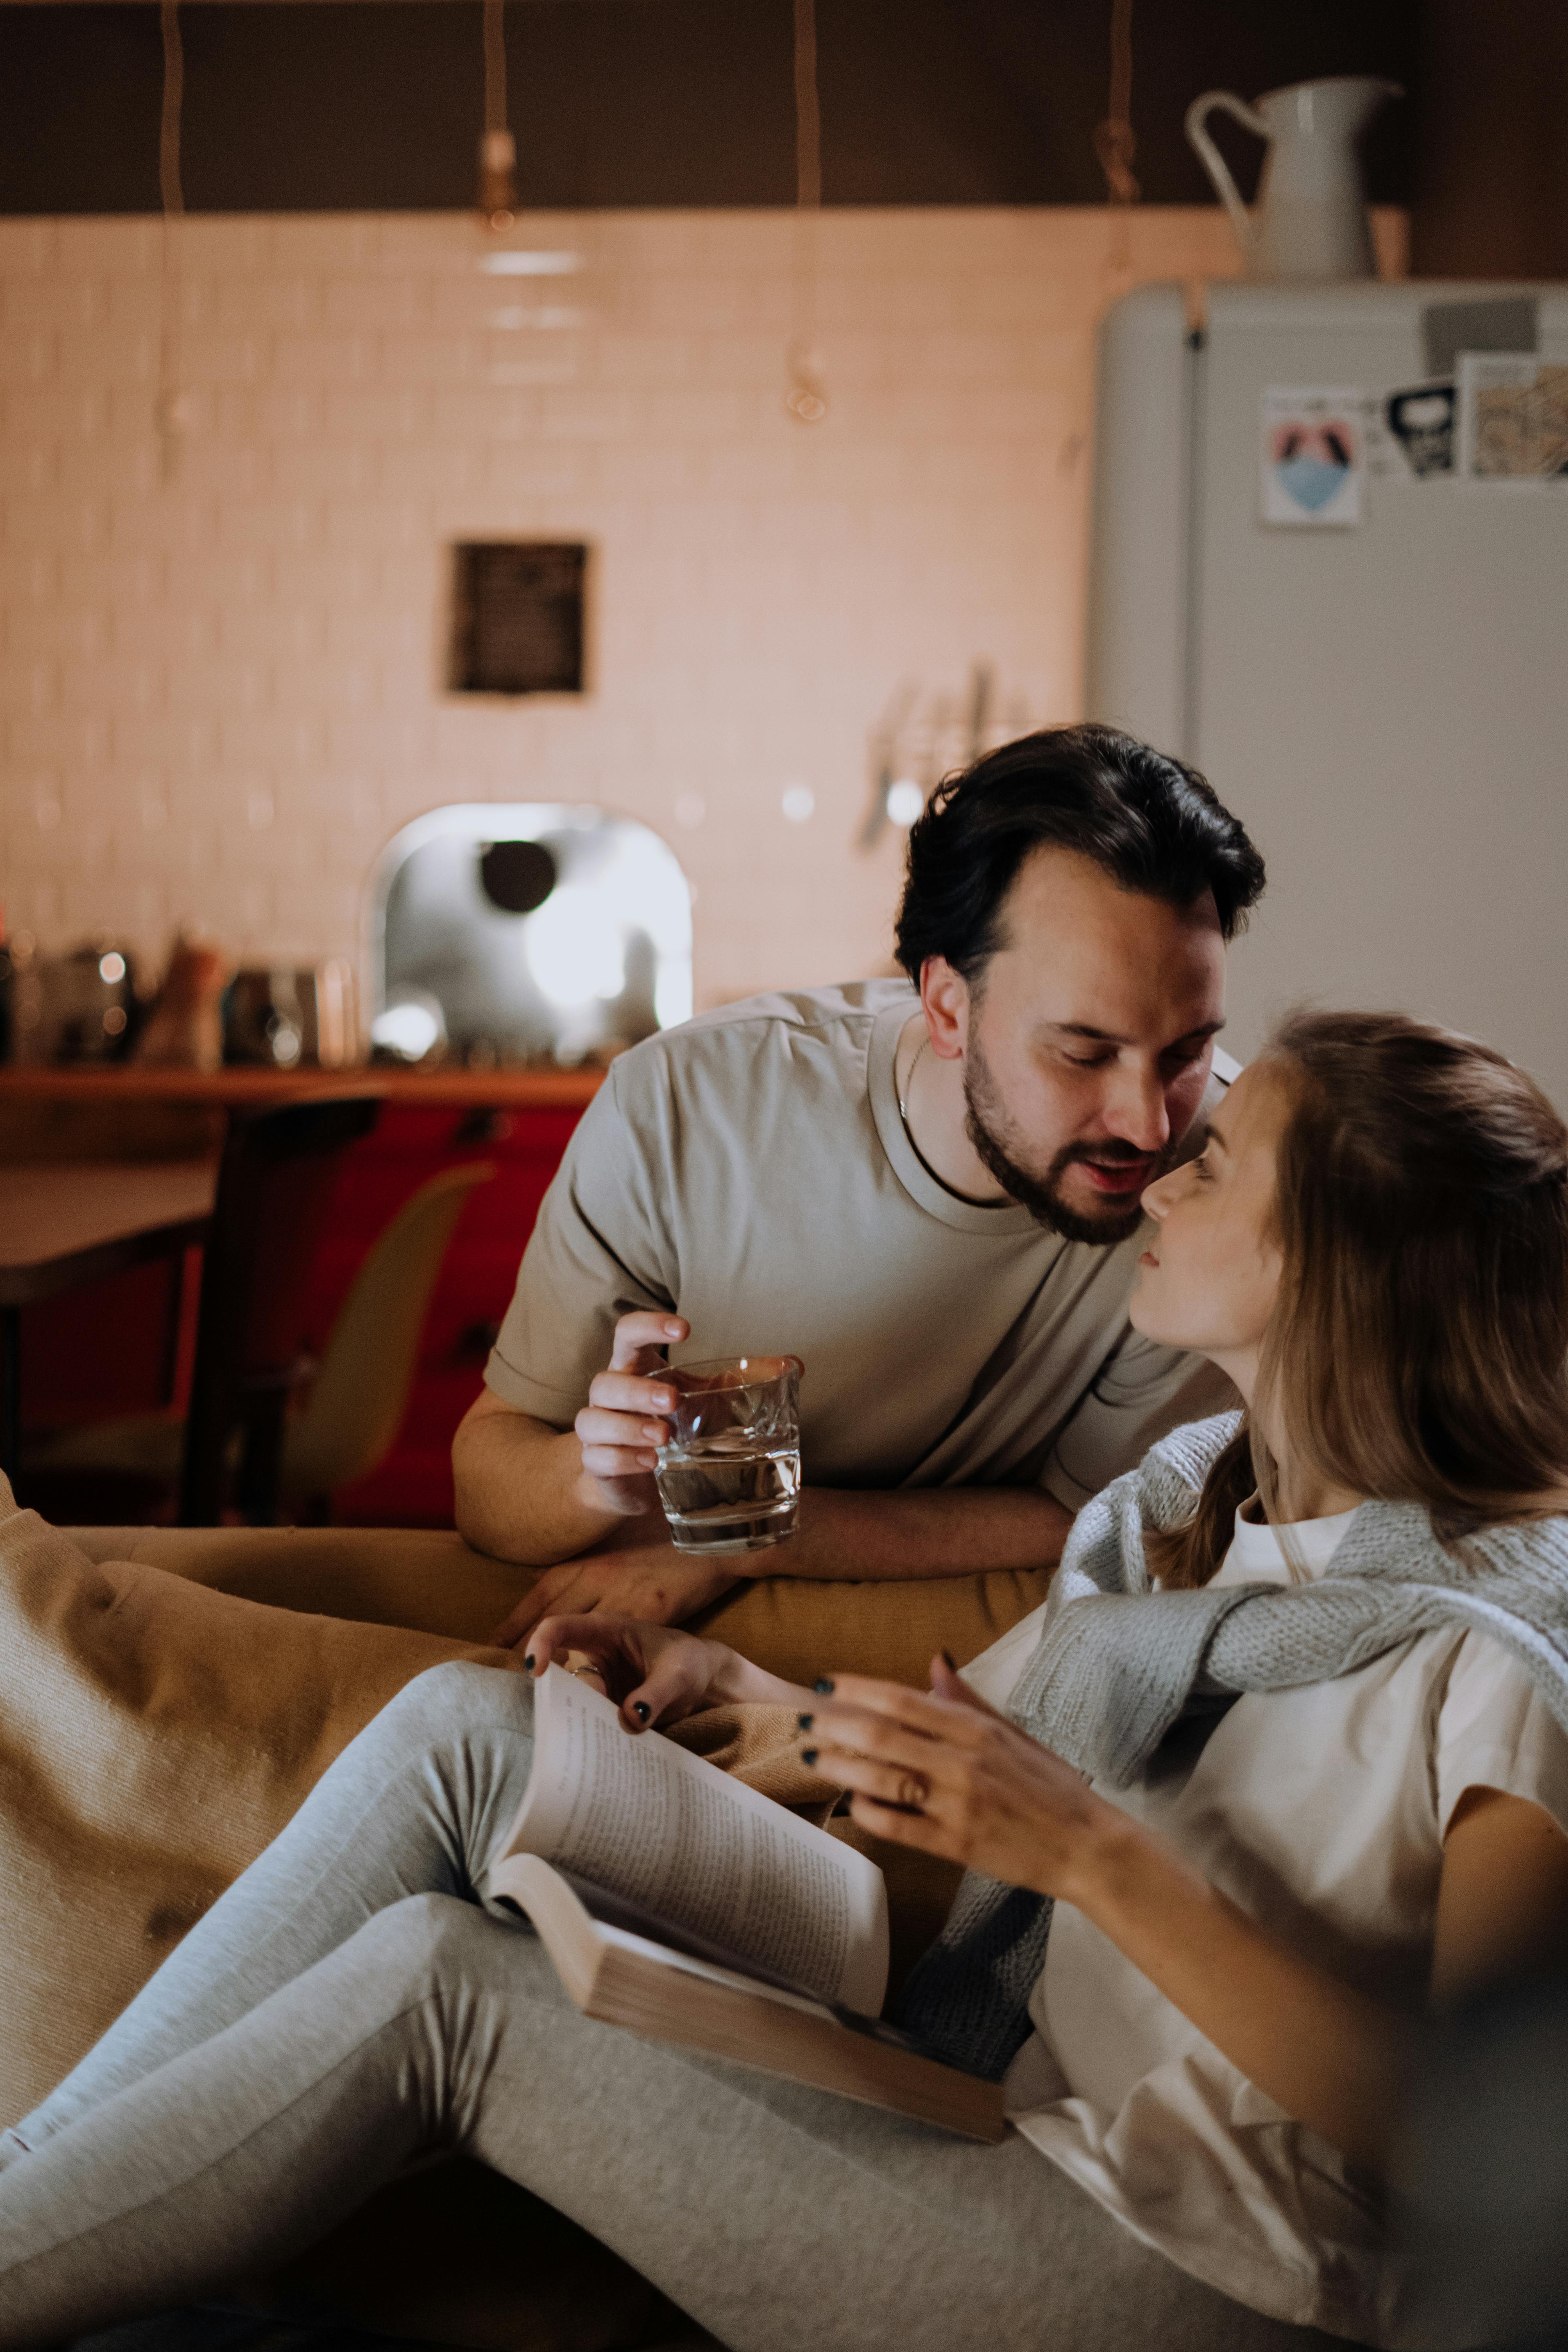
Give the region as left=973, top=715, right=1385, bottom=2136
left=305, top=1100, right=589, bottom=1525
left=3, top=1069, right=596, bottom=1529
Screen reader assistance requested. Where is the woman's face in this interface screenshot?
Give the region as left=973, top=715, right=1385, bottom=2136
left=1130, top=1061, right=1289, bottom=1388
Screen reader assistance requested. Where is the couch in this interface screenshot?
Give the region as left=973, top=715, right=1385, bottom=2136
left=1, top=1484, right=1051, bottom=2350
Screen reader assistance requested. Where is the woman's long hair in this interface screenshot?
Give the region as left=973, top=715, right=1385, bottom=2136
left=1149, top=1010, right=1568, bottom=1590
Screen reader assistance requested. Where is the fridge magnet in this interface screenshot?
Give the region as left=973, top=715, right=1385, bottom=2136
left=1457, top=353, right=1568, bottom=483
left=1259, top=388, right=1365, bottom=526
left=1383, top=383, right=1455, bottom=478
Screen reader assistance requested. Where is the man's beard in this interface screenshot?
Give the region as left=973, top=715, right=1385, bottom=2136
left=963, top=1036, right=1170, bottom=1246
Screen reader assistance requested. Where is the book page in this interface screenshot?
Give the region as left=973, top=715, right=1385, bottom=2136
left=493, top=1669, right=888, bottom=2014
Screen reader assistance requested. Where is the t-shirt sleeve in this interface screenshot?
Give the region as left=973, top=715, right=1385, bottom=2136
left=483, top=1055, right=681, bottom=1429
left=1435, top=1630, right=1568, bottom=1843
left=1039, top=1330, right=1240, bottom=1512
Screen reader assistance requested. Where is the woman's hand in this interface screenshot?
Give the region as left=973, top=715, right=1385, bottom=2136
left=797, top=1655, right=1123, bottom=1902
left=525, top=1612, right=733, bottom=1732
left=803, top=1661, right=1456, bottom=2177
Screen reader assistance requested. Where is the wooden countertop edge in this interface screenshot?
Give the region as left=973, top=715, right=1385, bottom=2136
left=0, top=1065, right=607, bottom=1108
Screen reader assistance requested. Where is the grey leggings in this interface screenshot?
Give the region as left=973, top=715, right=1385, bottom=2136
left=0, top=1664, right=1356, bottom=2352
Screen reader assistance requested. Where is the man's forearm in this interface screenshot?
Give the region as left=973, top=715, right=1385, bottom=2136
left=452, top=1398, right=641, bottom=1566
left=455, top=1388, right=1073, bottom=1582
left=758, top=1484, right=1073, bottom=1582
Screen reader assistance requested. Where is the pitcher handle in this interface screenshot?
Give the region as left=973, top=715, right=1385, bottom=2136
left=1184, top=89, right=1269, bottom=256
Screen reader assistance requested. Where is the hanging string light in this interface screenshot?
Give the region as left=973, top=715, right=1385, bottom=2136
left=478, top=0, right=518, bottom=232
left=155, top=0, right=190, bottom=479
left=1093, top=0, right=1139, bottom=290
left=784, top=0, right=827, bottom=423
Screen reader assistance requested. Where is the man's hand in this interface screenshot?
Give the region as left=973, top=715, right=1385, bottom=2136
left=491, top=1532, right=738, bottom=1650
left=458, top=1360, right=1072, bottom=1583
left=571, top=1309, right=692, bottom=1518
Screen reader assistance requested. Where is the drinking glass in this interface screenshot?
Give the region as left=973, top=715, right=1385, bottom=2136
left=654, top=1354, right=803, bottom=1554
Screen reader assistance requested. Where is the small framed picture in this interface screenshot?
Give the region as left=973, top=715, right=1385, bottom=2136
left=449, top=542, right=589, bottom=695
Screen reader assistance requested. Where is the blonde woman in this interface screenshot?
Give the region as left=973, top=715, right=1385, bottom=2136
left=4, top=1011, right=1568, bottom=2352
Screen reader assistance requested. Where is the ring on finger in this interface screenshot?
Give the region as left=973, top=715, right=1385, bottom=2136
left=894, top=1768, right=931, bottom=1811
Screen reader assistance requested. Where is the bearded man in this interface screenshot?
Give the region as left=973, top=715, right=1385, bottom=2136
left=455, top=725, right=1265, bottom=1637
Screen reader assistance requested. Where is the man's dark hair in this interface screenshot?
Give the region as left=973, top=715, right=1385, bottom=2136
left=893, top=724, right=1265, bottom=986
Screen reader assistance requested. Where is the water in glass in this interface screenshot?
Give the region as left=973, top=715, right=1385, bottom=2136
left=654, top=1354, right=803, bottom=1554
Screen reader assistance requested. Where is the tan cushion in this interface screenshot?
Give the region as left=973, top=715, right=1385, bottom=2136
left=65, top=1521, right=530, bottom=1643
left=71, top=1520, right=1053, bottom=1686
left=694, top=1562, right=1053, bottom=1685
left=0, top=1478, right=516, bottom=2131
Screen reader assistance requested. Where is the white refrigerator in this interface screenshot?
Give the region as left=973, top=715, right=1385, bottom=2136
left=1086, top=279, right=1568, bottom=1104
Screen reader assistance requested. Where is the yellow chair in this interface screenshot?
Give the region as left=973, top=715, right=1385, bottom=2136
left=27, top=1160, right=495, bottom=1520
left=279, top=1158, right=495, bottom=1509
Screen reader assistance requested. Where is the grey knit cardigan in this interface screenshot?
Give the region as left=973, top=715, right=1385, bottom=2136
left=896, top=1411, right=1568, bottom=2079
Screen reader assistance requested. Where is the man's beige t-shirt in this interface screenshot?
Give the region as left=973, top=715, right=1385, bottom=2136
left=485, top=981, right=1234, bottom=1510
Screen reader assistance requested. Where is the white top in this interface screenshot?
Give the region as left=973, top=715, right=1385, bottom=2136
left=963, top=1505, right=1568, bottom=2348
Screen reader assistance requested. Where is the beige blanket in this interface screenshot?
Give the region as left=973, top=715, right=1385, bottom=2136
left=0, top=1475, right=513, bottom=2128
left=0, top=1487, right=1019, bottom=2348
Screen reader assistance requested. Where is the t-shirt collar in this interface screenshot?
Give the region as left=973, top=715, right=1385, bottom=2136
left=1228, top=1501, right=1362, bottom=1584
left=868, top=995, right=1052, bottom=1237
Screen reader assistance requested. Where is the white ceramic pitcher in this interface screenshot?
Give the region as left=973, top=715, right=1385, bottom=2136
left=1185, top=76, right=1401, bottom=281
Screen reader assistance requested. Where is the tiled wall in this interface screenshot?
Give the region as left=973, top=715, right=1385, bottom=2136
left=0, top=205, right=1404, bottom=1014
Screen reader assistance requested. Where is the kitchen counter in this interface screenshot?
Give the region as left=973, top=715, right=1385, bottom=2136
left=0, top=1065, right=605, bottom=1107
left=0, top=1063, right=605, bottom=1163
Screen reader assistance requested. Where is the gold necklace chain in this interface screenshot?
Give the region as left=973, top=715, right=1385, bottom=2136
left=897, top=1032, right=929, bottom=1136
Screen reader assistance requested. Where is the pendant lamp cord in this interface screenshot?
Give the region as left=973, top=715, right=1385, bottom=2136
left=1094, top=0, right=1139, bottom=296
left=1094, top=0, right=1139, bottom=208
left=480, top=0, right=518, bottom=228
left=484, top=0, right=508, bottom=136
left=785, top=0, right=827, bottom=422
left=156, top=0, right=186, bottom=480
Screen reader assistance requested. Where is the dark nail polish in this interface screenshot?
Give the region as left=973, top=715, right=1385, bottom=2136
left=813, top=1677, right=835, bottom=1696
left=633, top=1701, right=651, bottom=1722
left=796, top=1711, right=813, bottom=1731
left=523, top=1654, right=535, bottom=1671
left=800, top=1748, right=818, bottom=1767
left=941, top=1649, right=957, bottom=1672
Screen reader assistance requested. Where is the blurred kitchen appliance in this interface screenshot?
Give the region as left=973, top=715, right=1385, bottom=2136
left=370, top=804, right=692, bottom=1065
left=11, top=940, right=139, bottom=1065
left=135, top=934, right=230, bottom=1071
left=1185, top=77, right=1400, bottom=281
left=223, top=962, right=357, bottom=1068
left=1087, top=278, right=1568, bottom=1103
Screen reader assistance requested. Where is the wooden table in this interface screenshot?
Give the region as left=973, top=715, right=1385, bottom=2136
left=0, top=1159, right=216, bottom=1476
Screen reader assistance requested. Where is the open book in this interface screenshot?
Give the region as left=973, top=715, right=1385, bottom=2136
left=486, top=1667, right=1005, bottom=2141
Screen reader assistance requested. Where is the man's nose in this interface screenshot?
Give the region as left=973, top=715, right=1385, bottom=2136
left=1104, top=1065, right=1171, bottom=1155
left=1141, top=1167, right=1176, bottom=1221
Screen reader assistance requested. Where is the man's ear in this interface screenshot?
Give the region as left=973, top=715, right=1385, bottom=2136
left=919, top=956, right=971, bottom=1064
